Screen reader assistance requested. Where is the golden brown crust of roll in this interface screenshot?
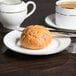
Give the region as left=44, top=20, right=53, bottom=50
left=20, top=25, right=52, bottom=49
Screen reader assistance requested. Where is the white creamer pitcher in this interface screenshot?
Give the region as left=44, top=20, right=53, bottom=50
left=0, top=0, right=36, bottom=29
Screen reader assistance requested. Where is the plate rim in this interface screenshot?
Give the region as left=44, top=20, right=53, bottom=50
left=45, top=13, right=76, bottom=31
left=3, top=30, right=71, bottom=55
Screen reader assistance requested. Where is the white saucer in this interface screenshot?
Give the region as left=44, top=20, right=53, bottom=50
left=45, top=14, right=76, bottom=30
left=3, top=30, right=71, bottom=55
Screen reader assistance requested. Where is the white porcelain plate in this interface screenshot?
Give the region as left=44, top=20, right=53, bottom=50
left=3, top=30, right=71, bottom=55
left=45, top=14, right=76, bottom=30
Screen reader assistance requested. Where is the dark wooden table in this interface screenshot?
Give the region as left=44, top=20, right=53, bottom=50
left=0, top=0, right=76, bottom=76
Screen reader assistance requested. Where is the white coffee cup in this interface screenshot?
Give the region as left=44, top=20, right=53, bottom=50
left=55, top=0, right=76, bottom=30
left=0, top=0, right=36, bottom=29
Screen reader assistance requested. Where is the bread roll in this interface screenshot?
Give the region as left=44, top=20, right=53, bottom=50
left=20, top=25, right=52, bottom=49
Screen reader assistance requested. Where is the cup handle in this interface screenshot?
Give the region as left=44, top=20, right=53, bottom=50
left=25, top=1, right=36, bottom=18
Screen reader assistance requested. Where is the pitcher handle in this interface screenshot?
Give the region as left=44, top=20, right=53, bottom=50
left=25, top=1, right=36, bottom=18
